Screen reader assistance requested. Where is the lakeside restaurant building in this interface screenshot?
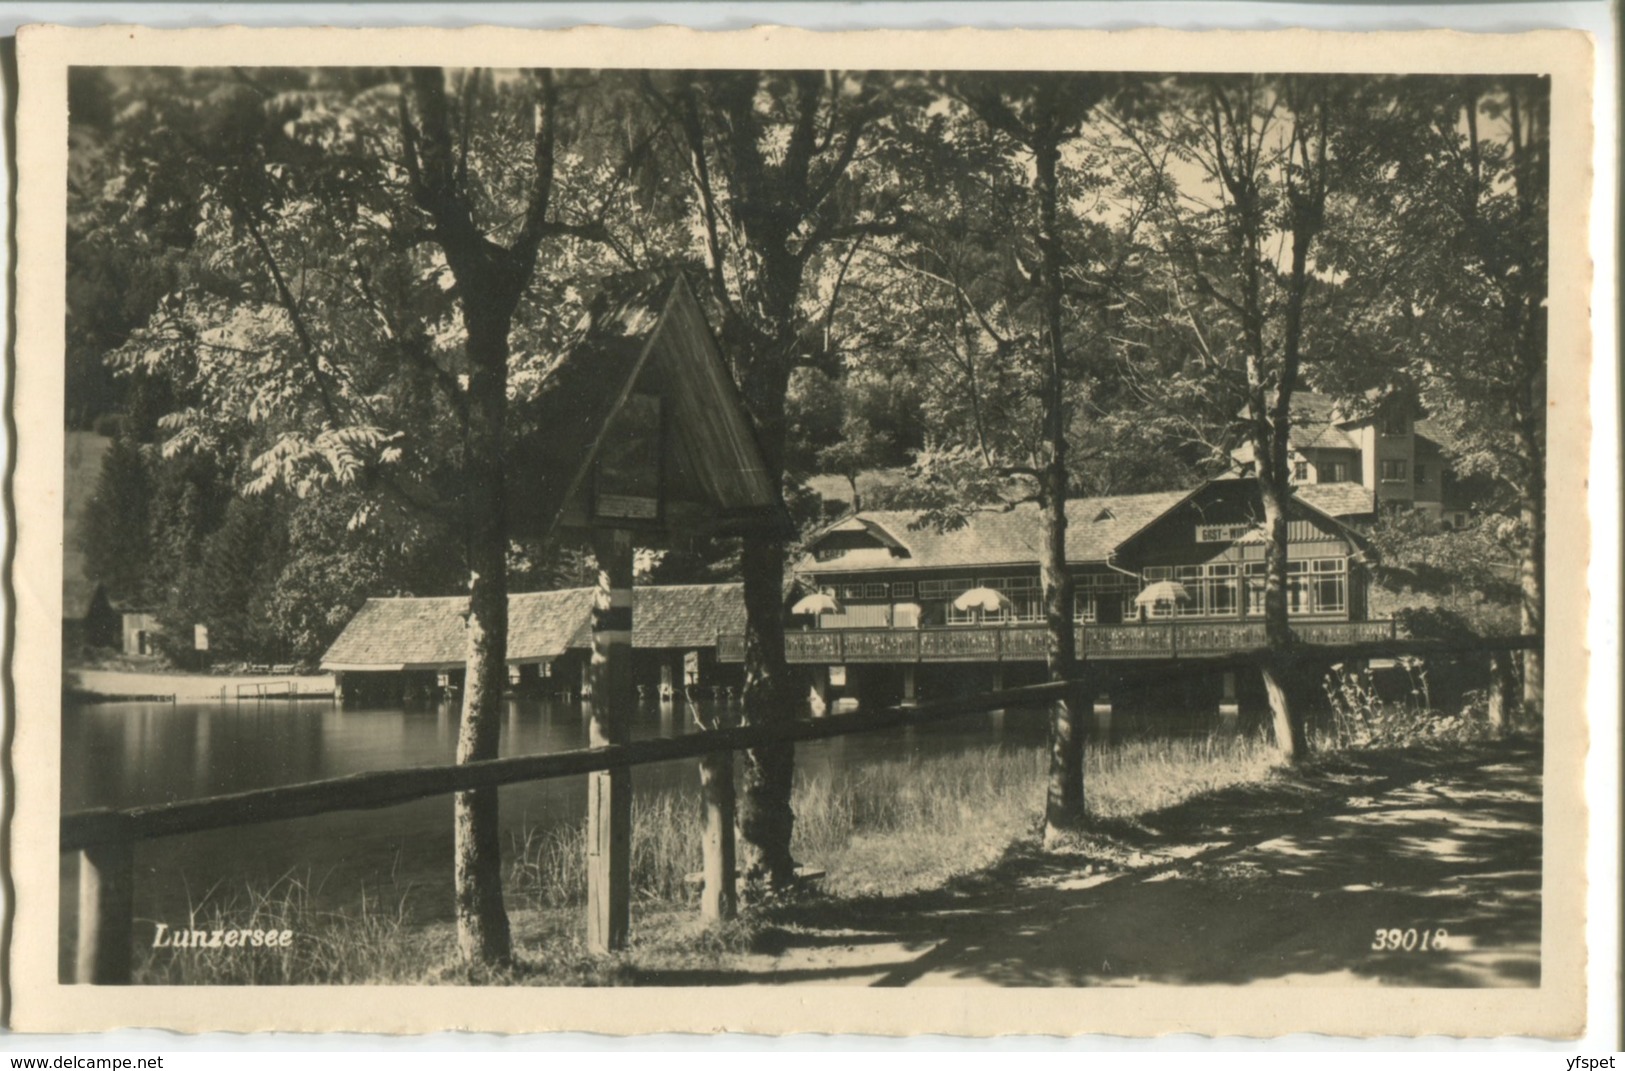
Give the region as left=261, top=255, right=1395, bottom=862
left=796, top=477, right=1376, bottom=628
left=712, top=476, right=1389, bottom=707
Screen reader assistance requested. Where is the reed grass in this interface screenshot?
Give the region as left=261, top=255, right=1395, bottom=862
left=507, top=732, right=1280, bottom=904
left=133, top=870, right=451, bottom=985
left=125, top=728, right=1308, bottom=984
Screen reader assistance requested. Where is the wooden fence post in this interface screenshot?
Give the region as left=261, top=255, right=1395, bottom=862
left=698, top=749, right=737, bottom=923
left=587, top=528, right=634, bottom=954
left=76, top=839, right=133, bottom=985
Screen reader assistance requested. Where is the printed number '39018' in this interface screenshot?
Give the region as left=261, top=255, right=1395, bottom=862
left=1371, top=927, right=1449, bottom=952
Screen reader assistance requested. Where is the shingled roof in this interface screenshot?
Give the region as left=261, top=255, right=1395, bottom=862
left=799, top=489, right=1192, bottom=574
left=568, top=582, right=747, bottom=650
left=321, top=596, right=472, bottom=671
left=321, top=583, right=746, bottom=671
left=512, top=589, right=600, bottom=663
left=1296, top=481, right=1376, bottom=518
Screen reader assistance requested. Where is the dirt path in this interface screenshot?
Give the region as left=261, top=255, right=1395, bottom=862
left=644, top=740, right=1542, bottom=988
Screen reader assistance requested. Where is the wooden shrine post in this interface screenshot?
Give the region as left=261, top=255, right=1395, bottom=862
left=516, top=274, right=791, bottom=948
left=697, top=745, right=738, bottom=922
left=587, top=528, right=635, bottom=953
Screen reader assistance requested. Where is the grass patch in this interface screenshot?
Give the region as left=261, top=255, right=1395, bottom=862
left=122, top=727, right=1350, bottom=984
left=134, top=871, right=452, bottom=985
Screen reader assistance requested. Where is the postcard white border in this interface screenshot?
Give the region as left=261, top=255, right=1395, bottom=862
left=6, top=21, right=1602, bottom=1041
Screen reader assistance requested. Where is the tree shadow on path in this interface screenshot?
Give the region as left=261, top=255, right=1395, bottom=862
left=638, top=738, right=1542, bottom=988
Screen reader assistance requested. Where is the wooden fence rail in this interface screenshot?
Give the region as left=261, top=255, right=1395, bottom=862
left=62, top=633, right=1538, bottom=984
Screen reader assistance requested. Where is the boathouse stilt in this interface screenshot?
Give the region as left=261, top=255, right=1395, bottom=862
left=660, top=658, right=677, bottom=703
left=809, top=665, right=831, bottom=717
left=587, top=528, right=634, bottom=953
left=1219, top=670, right=1239, bottom=730
left=901, top=664, right=919, bottom=707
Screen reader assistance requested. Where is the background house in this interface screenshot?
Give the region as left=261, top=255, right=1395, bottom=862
left=1229, top=391, right=1472, bottom=527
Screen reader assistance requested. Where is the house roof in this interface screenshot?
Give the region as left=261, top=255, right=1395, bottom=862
left=321, top=583, right=746, bottom=671
left=513, top=588, right=601, bottom=662
left=1295, top=481, right=1376, bottom=518
left=63, top=574, right=101, bottom=622
left=801, top=477, right=1377, bottom=578
left=569, top=582, right=747, bottom=650
left=799, top=489, right=1192, bottom=573
left=321, top=595, right=472, bottom=671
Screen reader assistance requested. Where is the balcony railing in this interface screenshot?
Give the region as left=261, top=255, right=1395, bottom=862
left=715, top=618, right=1397, bottom=664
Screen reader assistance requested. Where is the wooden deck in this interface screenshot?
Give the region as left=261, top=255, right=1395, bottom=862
left=717, top=619, right=1397, bottom=664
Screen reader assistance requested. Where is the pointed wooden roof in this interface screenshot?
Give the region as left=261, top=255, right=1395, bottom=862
left=510, top=273, right=788, bottom=544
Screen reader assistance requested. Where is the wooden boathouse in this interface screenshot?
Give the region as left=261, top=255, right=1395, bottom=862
left=321, top=582, right=747, bottom=705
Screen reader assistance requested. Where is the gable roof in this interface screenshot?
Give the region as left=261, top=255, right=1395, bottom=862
left=63, top=576, right=103, bottom=622
left=512, top=588, right=600, bottom=663
left=321, top=583, right=746, bottom=671
left=569, top=582, right=747, bottom=650
left=1296, top=481, right=1376, bottom=518
left=799, top=489, right=1191, bottom=573
left=321, top=595, right=471, bottom=671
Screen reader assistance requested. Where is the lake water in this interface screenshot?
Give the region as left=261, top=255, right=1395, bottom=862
left=59, top=689, right=1226, bottom=974
left=58, top=695, right=1040, bottom=966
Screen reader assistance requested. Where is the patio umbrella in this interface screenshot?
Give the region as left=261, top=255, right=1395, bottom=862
left=952, top=587, right=1011, bottom=614
left=791, top=592, right=842, bottom=616
left=1134, top=580, right=1192, bottom=608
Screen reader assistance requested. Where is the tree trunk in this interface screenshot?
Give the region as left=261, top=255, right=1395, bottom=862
left=736, top=535, right=798, bottom=887
left=733, top=333, right=799, bottom=890
left=1041, top=484, right=1082, bottom=842
left=1033, top=128, right=1083, bottom=842
left=1487, top=650, right=1519, bottom=736
left=1517, top=402, right=1544, bottom=716
left=452, top=315, right=513, bottom=967
left=1256, top=478, right=1306, bottom=763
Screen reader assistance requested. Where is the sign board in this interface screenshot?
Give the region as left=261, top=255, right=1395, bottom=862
left=593, top=393, right=664, bottom=524
left=683, top=650, right=700, bottom=684
left=828, top=665, right=847, bottom=687
left=193, top=624, right=209, bottom=651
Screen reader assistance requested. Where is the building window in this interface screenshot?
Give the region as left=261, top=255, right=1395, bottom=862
left=1311, top=558, right=1347, bottom=615
left=918, top=580, right=953, bottom=599
left=1241, top=558, right=1346, bottom=616
left=813, top=545, right=844, bottom=562
left=892, top=582, right=915, bottom=598
left=1293, top=460, right=1309, bottom=482
left=838, top=582, right=890, bottom=600
left=1382, top=410, right=1408, bottom=436
left=1380, top=460, right=1408, bottom=482
left=1322, top=461, right=1348, bottom=483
